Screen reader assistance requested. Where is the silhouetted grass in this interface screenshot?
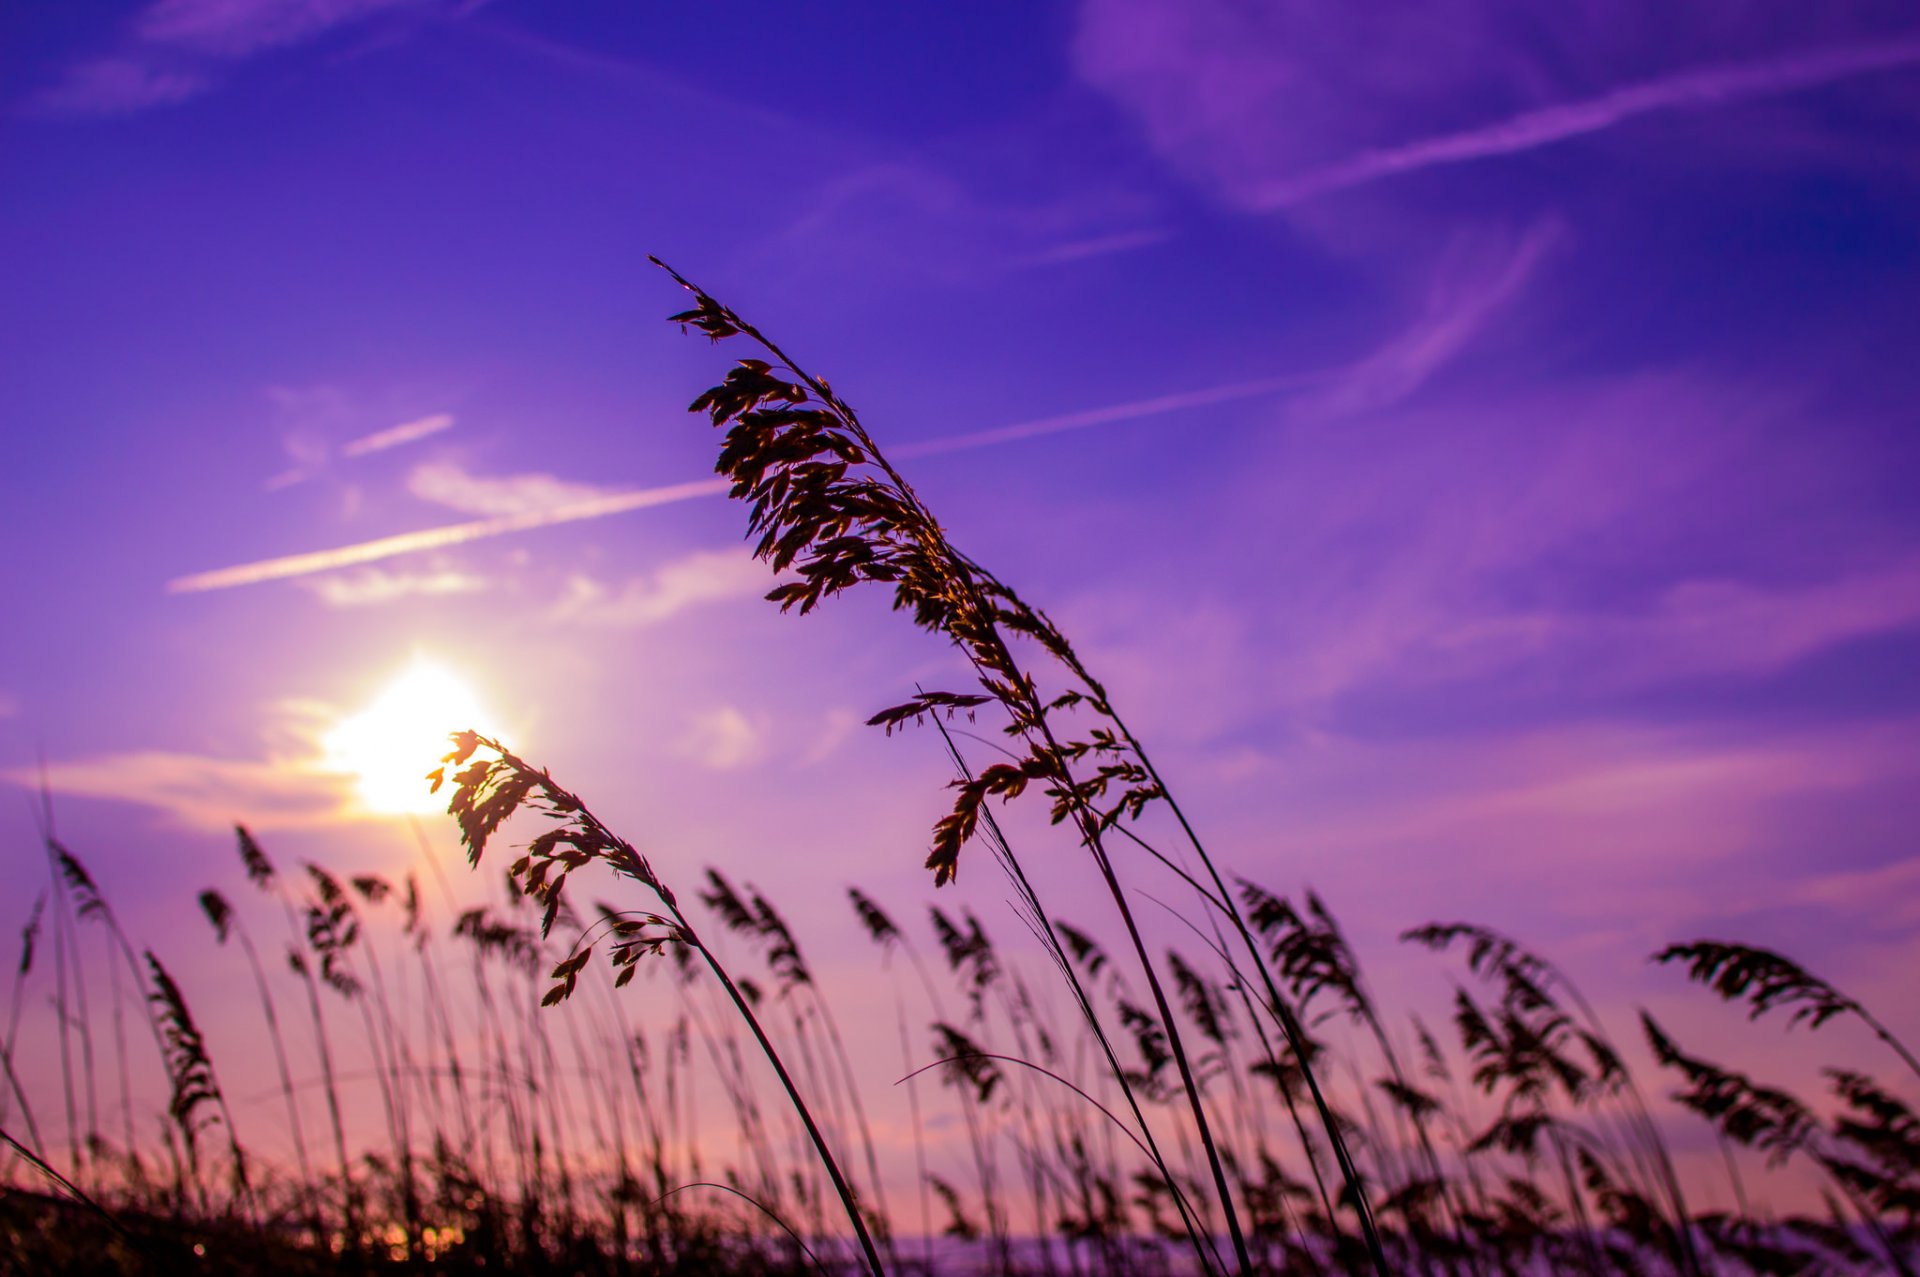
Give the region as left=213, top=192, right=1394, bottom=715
left=2, top=276, right=1914, bottom=1274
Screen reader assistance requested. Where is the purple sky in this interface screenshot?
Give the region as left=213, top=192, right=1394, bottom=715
left=4, top=0, right=1919, bottom=1209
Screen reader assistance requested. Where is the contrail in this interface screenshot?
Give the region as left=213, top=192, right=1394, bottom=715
left=903, top=371, right=1315, bottom=457
left=168, top=478, right=730, bottom=592
left=166, top=371, right=1320, bottom=594
left=341, top=412, right=456, bottom=457
left=1257, top=37, right=1920, bottom=208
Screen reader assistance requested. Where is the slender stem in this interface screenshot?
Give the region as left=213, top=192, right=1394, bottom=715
left=1857, top=1006, right=1920, bottom=1088
left=1101, top=716, right=1393, bottom=1270
left=1, top=1124, right=141, bottom=1247
left=942, top=720, right=1228, bottom=1277
left=685, top=928, right=887, bottom=1276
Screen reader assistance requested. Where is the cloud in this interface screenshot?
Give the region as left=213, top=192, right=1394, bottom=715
left=1311, top=552, right=1920, bottom=735
left=31, top=0, right=476, bottom=116
left=167, top=475, right=729, bottom=592
left=1008, top=227, right=1173, bottom=269
left=13, top=749, right=355, bottom=832
left=676, top=706, right=766, bottom=770
left=167, top=277, right=1525, bottom=596
left=756, top=154, right=1171, bottom=288
left=1291, top=219, right=1559, bottom=418
left=1629, top=562, right=1920, bottom=679
left=1200, top=714, right=1919, bottom=895
left=799, top=707, right=863, bottom=767
left=1073, top=0, right=1920, bottom=213
left=1252, top=39, right=1920, bottom=209
left=408, top=460, right=627, bottom=518
left=1262, top=376, right=1801, bottom=711
left=1763, top=852, right=1920, bottom=936
left=29, top=57, right=209, bottom=115
left=299, top=565, right=487, bottom=607
left=133, top=0, right=416, bottom=59
left=341, top=412, right=456, bottom=458
left=1482, top=558, right=1920, bottom=697
left=264, top=395, right=458, bottom=489
left=165, top=372, right=1326, bottom=593
left=1382, top=721, right=1920, bottom=912
left=551, top=548, right=768, bottom=628
left=1066, top=360, right=1848, bottom=748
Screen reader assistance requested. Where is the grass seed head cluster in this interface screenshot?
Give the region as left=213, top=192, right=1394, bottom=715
left=2, top=273, right=1916, bottom=1276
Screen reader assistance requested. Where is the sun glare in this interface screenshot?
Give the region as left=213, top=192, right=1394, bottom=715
left=324, top=659, right=500, bottom=816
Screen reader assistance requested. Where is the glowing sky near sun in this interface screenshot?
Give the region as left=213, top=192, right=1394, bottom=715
left=2, top=0, right=1919, bottom=1204
left=322, top=657, right=502, bottom=815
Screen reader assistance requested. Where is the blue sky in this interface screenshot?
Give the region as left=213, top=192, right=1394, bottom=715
left=3, top=0, right=1919, bottom=1201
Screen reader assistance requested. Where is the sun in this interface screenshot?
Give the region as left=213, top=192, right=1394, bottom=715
left=324, top=658, right=500, bottom=816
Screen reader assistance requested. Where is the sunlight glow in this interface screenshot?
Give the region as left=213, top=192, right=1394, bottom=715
left=323, top=658, right=499, bottom=815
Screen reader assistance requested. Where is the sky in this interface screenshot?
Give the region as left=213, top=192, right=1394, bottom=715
left=3, top=0, right=1920, bottom=1214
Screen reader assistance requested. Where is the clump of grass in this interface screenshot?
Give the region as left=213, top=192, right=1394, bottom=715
left=430, top=730, right=888, bottom=1276
left=652, top=257, right=1388, bottom=1276
left=6, top=816, right=1920, bottom=1273
left=4, top=271, right=1917, bottom=1277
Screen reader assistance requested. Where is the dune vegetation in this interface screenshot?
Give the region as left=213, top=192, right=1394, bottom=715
left=4, top=274, right=1916, bottom=1276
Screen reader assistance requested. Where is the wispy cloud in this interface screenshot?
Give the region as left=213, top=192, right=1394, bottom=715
left=1009, top=227, right=1173, bottom=269
left=1300, top=538, right=1920, bottom=727
left=265, top=396, right=456, bottom=489
left=341, top=412, right=456, bottom=458
left=1254, top=39, right=1920, bottom=208
left=1628, top=561, right=1920, bottom=680
left=169, top=254, right=1531, bottom=596
left=299, top=565, right=487, bottom=607
left=676, top=706, right=766, bottom=770
left=905, top=372, right=1320, bottom=457
left=12, top=749, right=355, bottom=831
left=798, top=707, right=862, bottom=767
left=408, top=460, right=623, bottom=518
left=1074, top=0, right=1920, bottom=217
left=1292, top=219, right=1559, bottom=418
left=551, top=548, right=768, bottom=628
left=30, top=57, right=209, bottom=115
left=31, top=0, right=475, bottom=116
left=754, top=151, right=1172, bottom=289
left=167, top=375, right=1323, bottom=593
left=1760, top=852, right=1920, bottom=938
left=167, top=476, right=729, bottom=592
left=133, top=0, right=415, bottom=59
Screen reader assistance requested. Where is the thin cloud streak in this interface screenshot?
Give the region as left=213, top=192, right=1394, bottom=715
left=168, top=478, right=729, bottom=592
left=1257, top=38, right=1920, bottom=208
left=33, top=0, right=478, bottom=115
left=904, top=371, right=1321, bottom=456
left=341, top=412, right=456, bottom=457
left=166, top=374, right=1323, bottom=594
left=1009, top=228, right=1173, bottom=269
left=172, top=227, right=1547, bottom=596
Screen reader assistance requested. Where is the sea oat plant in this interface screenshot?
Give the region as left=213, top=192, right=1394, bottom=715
left=649, top=258, right=1385, bottom=1276
left=430, top=729, right=890, bottom=1276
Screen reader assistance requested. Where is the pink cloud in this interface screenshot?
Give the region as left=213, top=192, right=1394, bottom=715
left=298, top=564, right=487, bottom=607
left=1253, top=37, right=1920, bottom=209
left=407, top=460, right=623, bottom=518
left=135, top=0, right=417, bottom=59
left=1073, top=0, right=1920, bottom=214
left=13, top=749, right=355, bottom=831
left=550, top=548, right=770, bottom=629
left=1290, top=219, right=1560, bottom=418
left=31, top=57, right=209, bottom=116
left=340, top=411, right=455, bottom=458
left=33, top=0, right=476, bottom=115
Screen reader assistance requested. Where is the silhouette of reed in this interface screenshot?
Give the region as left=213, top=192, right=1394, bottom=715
left=2, top=277, right=1914, bottom=1275
left=4, top=820, right=1917, bottom=1273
